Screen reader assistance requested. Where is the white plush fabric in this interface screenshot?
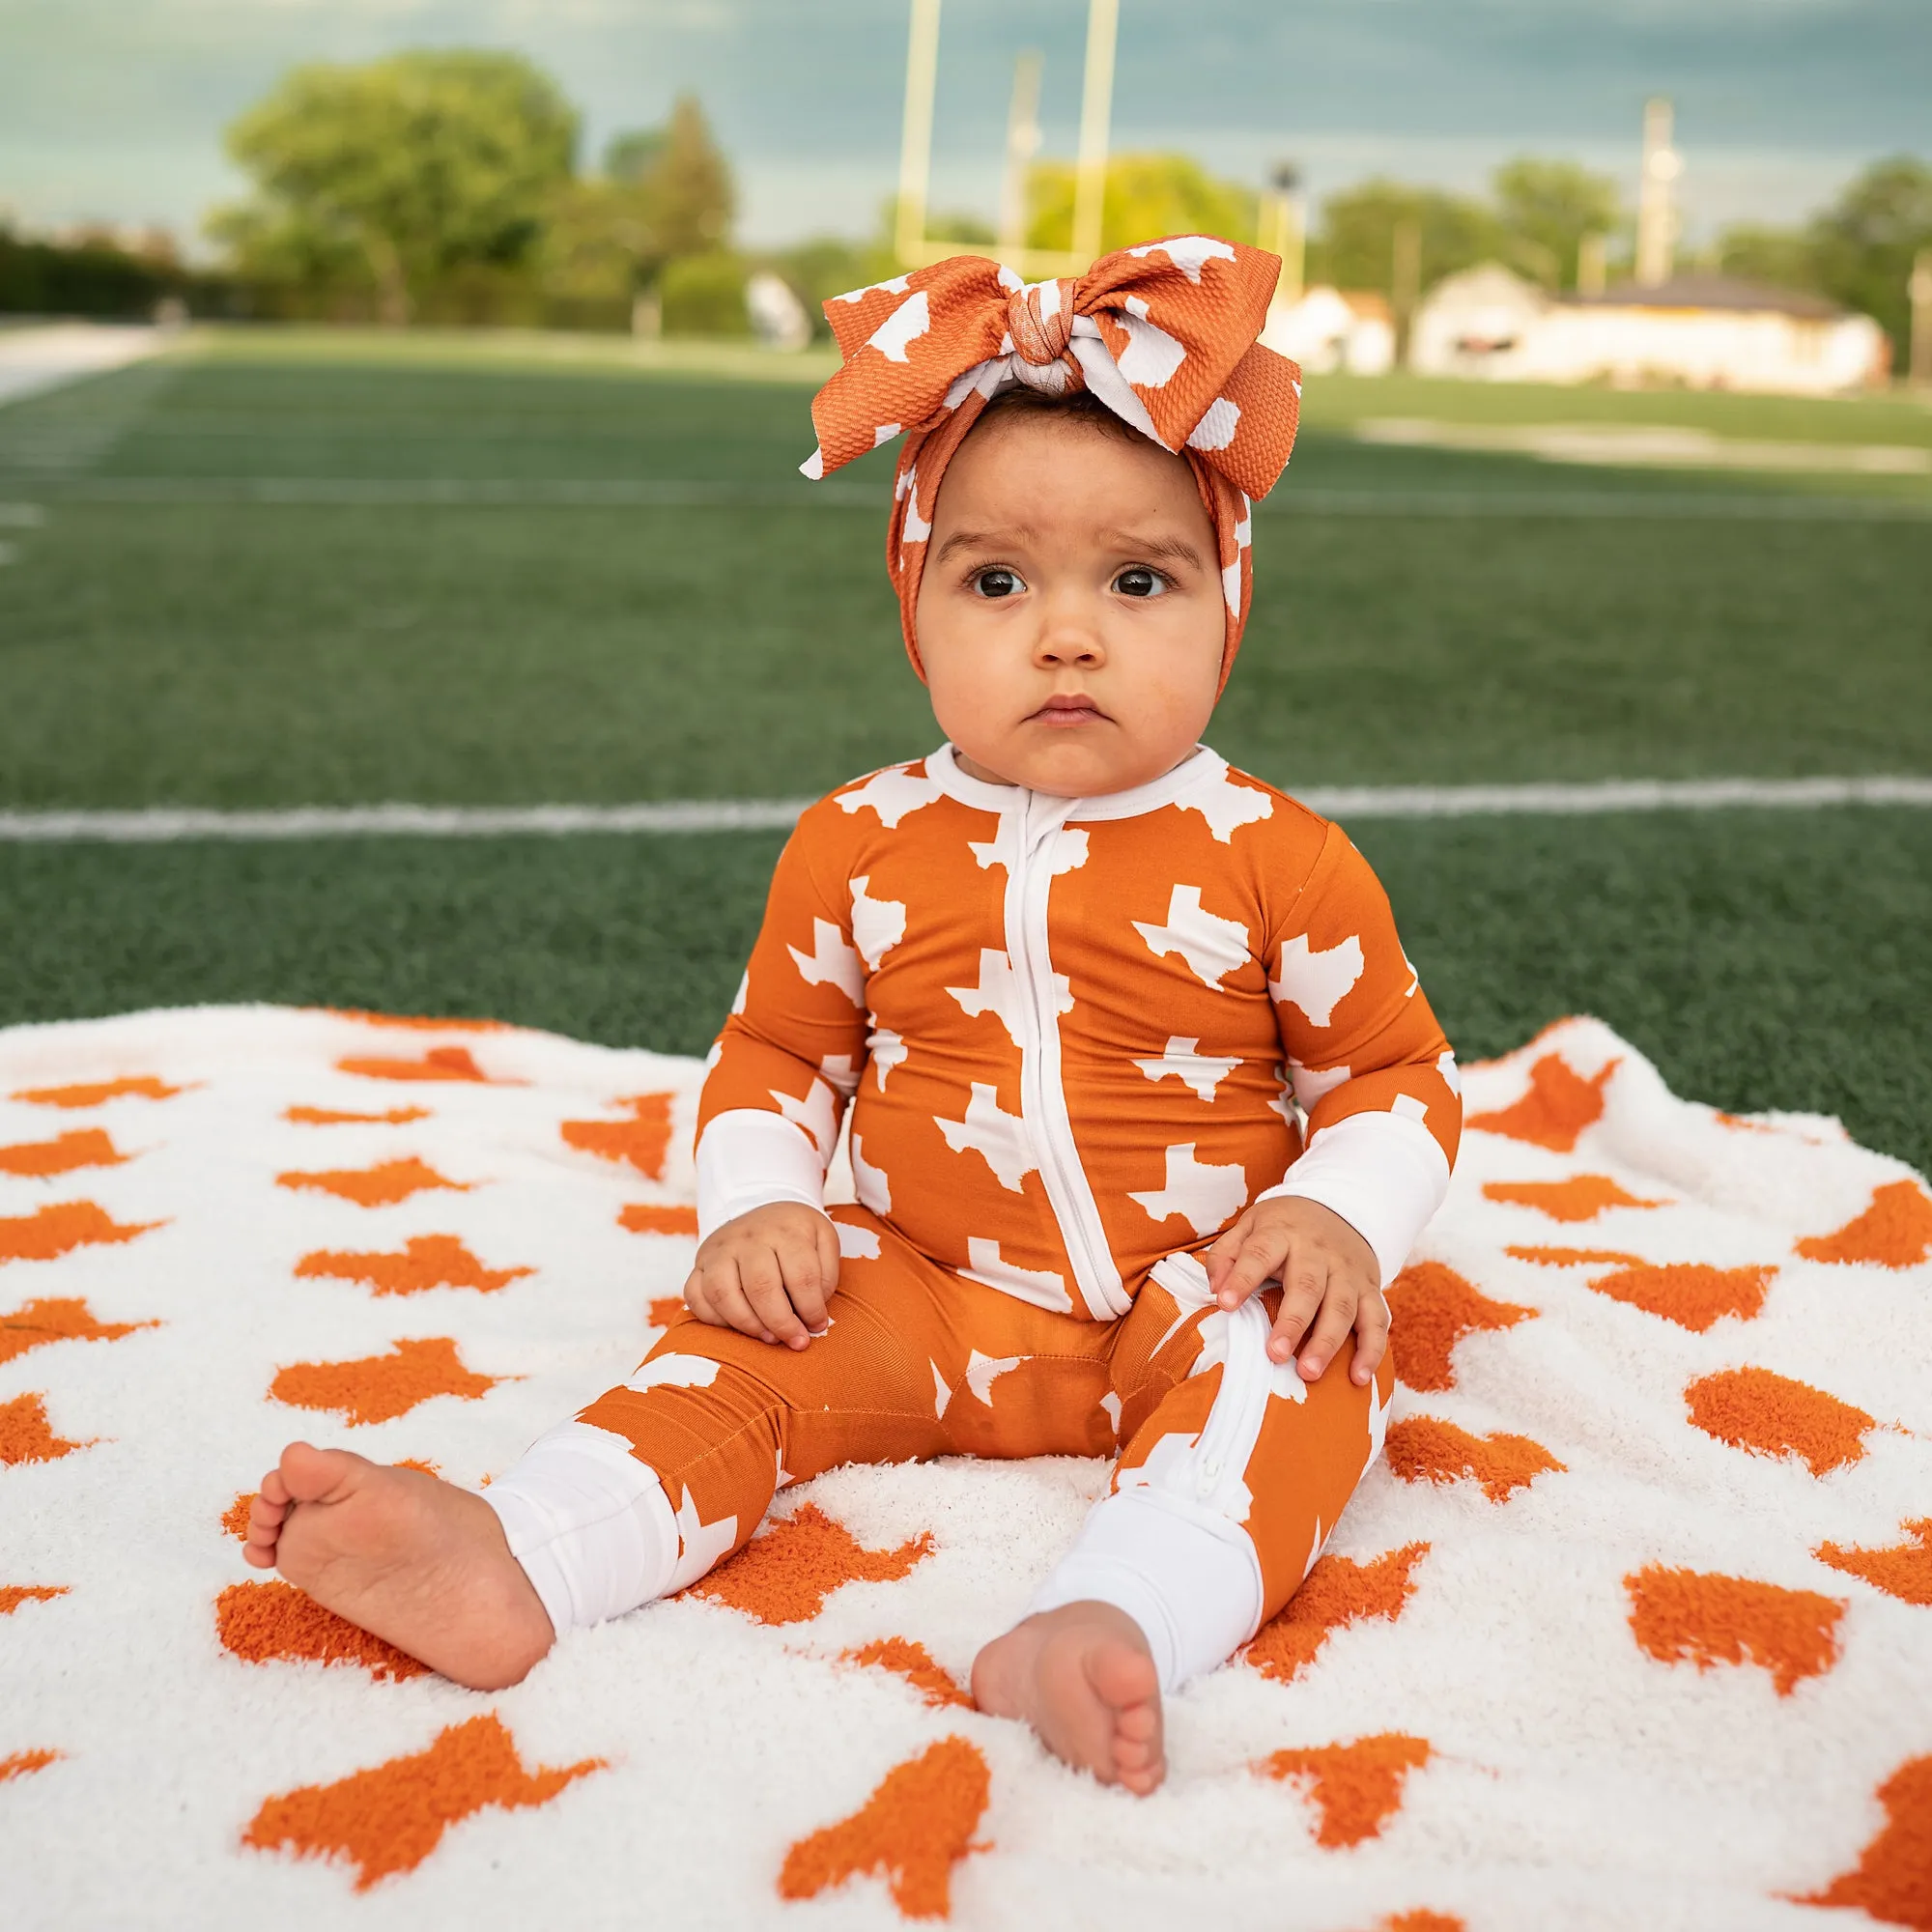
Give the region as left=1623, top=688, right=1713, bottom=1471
left=2, top=1005, right=1926, bottom=1929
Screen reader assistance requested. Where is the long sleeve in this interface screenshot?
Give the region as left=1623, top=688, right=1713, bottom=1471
left=1257, top=822, right=1462, bottom=1286
left=695, top=801, right=870, bottom=1238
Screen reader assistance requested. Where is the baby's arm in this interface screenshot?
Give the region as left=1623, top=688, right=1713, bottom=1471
left=1221, top=820, right=1463, bottom=1384
left=687, top=801, right=870, bottom=1345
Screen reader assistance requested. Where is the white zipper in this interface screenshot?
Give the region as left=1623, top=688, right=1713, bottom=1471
left=1006, top=790, right=1135, bottom=1320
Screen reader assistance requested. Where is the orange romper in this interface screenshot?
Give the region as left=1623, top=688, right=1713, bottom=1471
left=484, top=744, right=1462, bottom=1689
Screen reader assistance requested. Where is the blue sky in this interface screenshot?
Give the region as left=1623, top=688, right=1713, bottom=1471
left=2, top=0, right=1926, bottom=251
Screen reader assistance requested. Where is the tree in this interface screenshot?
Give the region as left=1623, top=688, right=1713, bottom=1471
left=1311, top=179, right=1504, bottom=297
left=213, top=50, right=578, bottom=324
left=647, top=96, right=735, bottom=263
left=1492, top=157, right=1621, bottom=289
left=1026, top=154, right=1256, bottom=258
left=1717, top=157, right=1932, bottom=367
left=1806, top=156, right=1932, bottom=367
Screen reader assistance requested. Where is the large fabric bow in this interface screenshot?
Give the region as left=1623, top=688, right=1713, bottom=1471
left=801, top=236, right=1302, bottom=687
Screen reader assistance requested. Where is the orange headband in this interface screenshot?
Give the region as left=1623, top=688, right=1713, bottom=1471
left=801, top=236, right=1302, bottom=694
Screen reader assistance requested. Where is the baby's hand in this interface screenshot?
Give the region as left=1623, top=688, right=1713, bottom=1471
left=684, top=1203, right=840, bottom=1350
left=1203, top=1198, right=1385, bottom=1386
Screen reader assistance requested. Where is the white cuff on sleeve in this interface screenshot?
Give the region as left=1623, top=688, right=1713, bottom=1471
left=695, top=1108, right=828, bottom=1240
left=1259, top=1108, right=1452, bottom=1289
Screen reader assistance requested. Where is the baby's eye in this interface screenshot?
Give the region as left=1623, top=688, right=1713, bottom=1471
left=972, top=567, right=1025, bottom=599
left=1113, top=566, right=1169, bottom=599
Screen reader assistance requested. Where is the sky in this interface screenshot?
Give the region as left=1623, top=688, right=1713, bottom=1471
left=2, top=0, right=1926, bottom=254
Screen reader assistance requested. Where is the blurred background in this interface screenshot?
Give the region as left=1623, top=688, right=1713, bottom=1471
left=0, top=0, right=1927, bottom=1171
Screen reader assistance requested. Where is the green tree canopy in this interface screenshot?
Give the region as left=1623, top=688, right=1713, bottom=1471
left=1492, top=157, right=1622, bottom=289
left=1719, top=156, right=1932, bottom=365
left=213, top=49, right=578, bottom=323
left=1311, top=179, right=1504, bottom=298
left=1026, top=153, right=1256, bottom=257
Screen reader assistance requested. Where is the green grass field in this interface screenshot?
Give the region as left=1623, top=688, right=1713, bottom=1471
left=2, top=330, right=1928, bottom=1172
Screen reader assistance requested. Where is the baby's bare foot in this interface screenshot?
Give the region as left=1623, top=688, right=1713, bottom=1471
left=244, top=1441, right=554, bottom=1690
left=971, top=1601, right=1165, bottom=1795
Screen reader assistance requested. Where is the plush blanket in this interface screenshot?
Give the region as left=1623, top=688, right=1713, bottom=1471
left=2, top=1006, right=1927, bottom=1929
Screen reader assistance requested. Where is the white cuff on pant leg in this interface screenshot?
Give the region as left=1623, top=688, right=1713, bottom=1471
left=482, top=1420, right=682, bottom=1638
left=1027, top=1488, right=1264, bottom=1695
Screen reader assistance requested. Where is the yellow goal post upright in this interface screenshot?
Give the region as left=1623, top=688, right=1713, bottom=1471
left=894, top=0, right=1119, bottom=282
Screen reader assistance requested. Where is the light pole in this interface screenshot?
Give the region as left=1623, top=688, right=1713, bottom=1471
left=1910, top=247, right=1932, bottom=387
left=996, top=50, right=1044, bottom=267
left=1258, top=163, right=1305, bottom=306
left=1635, top=97, right=1681, bottom=290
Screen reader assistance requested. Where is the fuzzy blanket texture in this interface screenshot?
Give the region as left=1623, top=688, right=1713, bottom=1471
left=1, top=1005, right=1928, bottom=1931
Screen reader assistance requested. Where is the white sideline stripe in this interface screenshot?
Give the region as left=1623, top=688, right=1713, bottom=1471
left=0, top=324, right=166, bottom=408
left=10, top=477, right=1929, bottom=521
left=2, top=777, right=1927, bottom=843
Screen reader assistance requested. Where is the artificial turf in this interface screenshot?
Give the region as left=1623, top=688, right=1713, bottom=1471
left=0, top=337, right=1927, bottom=1175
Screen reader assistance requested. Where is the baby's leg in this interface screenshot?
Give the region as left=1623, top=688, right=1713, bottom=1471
left=250, top=1209, right=948, bottom=1685
left=974, top=1252, right=1393, bottom=1792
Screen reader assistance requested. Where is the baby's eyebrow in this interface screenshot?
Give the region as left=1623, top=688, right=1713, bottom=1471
left=1095, top=528, right=1208, bottom=570
left=933, top=524, right=1040, bottom=563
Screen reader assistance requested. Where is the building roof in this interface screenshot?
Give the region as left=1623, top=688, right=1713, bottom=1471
left=1568, top=274, right=1845, bottom=321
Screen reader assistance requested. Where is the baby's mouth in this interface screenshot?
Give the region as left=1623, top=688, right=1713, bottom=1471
left=1030, top=695, right=1107, bottom=727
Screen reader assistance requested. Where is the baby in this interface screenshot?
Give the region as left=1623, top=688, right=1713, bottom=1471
left=245, top=239, right=1462, bottom=1798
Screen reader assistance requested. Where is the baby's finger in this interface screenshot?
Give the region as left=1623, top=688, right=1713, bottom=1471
left=813, top=1214, right=842, bottom=1319
left=1204, top=1211, right=1255, bottom=1293
left=736, top=1247, right=805, bottom=1348
left=779, top=1236, right=831, bottom=1338
left=1295, top=1286, right=1359, bottom=1382
left=1216, top=1226, right=1290, bottom=1310
left=1349, top=1291, right=1391, bottom=1385
left=1266, top=1255, right=1329, bottom=1364
left=697, top=1263, right=770, bottom=1341
left=682, top=1267, right=724, bottom=1326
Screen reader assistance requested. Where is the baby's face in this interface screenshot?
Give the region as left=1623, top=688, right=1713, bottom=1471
left=914, top=411, right=1225, bottom=797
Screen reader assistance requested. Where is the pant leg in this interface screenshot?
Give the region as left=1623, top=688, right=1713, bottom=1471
left=484, top=1207, right=1116, bottom=1636
left=1030, top=1248, right=1395, bottom=1693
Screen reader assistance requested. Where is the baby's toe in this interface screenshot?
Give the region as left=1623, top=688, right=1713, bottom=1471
left=258, top=1468, right=291, bottom=1507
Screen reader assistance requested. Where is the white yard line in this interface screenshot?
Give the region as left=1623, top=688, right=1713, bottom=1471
left=12, top=475, right=1930, bottom=520
left=2, top=777, right=1927, bottom=843
left=0, top=324, right=167, bottom=408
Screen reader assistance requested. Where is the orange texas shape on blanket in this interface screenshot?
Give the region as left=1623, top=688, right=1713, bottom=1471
left=1243, top=1543, right=1430, bottom=1685
left=216, top=1580, right=427, bottom=1682
left=1685, top=1367, right=1877, bottom=1477
left=690, top=1503, right=933, bottom=1626
left=0, top=1392, right=96, bottom=1465
left=1625, top=1566, right=1845, bottom=1696
left=336, top=1045, right=513, bottom=1085
left=10, top=1074, right=184, bottom=1109
left=1466, top=1053, right=1617, bottom=1151
left=1258, top=1734, right=1433, bottom=1848
left=1383, top=1263, right=1533, bottom=1392
left=275, top=1158, right=469, bottom=1208
left=1384, top=1416, right=1565, bottom=1502
left=0, top=1200, right=161, bottom=1265
left=623, top=1204, right=700, bottom=1237
left=285, top=1104, right=430, bottom=1126
left=561, top=1094, right=675, bottom=1179
left=296, top=1236, right=533, bottom=1297
left=842, top=1637, right=973, bottom=1710
left=1587, top=1263, right=1776, bottom=1332
left=270, top=1338, right=503, bottom=1428
left=1482, top=1176, right=1666, bottom=1223
left=242, top=1713, right=604, bottom=1891
left=779, top=1736, right=990, bottom=1922
left=1792, top=1753, right=1932, bottom=1931
left=323, top=1009, right=508, bottom=1034
left=1797, top=1179, right=1932, bottom=1269
left=0, top=1295, right=158, bottom=1366
left=0, top=1129, right=129, bottom=1179
left=1, top=1749, right=62, bottom=1782
left=0, top=1585, right=68, bottom=1615
left=1816, top=1520, right=1932, bottom=1606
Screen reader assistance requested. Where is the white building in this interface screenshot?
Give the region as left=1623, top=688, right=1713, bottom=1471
left=1261, top=285, right=1395, bottom=377
left=1409, top=264, right=1889, bottom=396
